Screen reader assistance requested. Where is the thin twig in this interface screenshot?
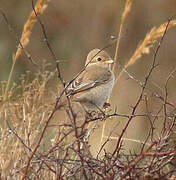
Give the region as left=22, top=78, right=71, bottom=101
left=112, top=16, right=172, bottom=157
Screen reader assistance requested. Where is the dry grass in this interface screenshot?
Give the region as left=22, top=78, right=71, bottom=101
left=113, top=0, right=133, bottom=72
left=3, top=0, right=49, bottom=102
left=0, top=0, right=176, bottom=179
left=100, top=0, right=133, bottom=157
left=125, top=20, right=176, bottom=68
left=0, top=67, right=56, bottom=179
left=101, top=3, right=176, bottom=155
left=1, top=64, right=175, bottom=179
left=15, top=0, right=49, bottom=61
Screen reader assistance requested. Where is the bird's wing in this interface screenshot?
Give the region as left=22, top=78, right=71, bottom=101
left=67, top=79, right=98, bottom=95
left=67, top=66, right=112, bottom=95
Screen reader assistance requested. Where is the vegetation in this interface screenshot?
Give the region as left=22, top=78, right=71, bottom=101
left=0, top=0, right=176, bottom=179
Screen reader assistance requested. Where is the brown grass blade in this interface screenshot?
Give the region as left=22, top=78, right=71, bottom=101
left=14, top=0, right=49, bottom=61
left=3, top=0, right=49, bottom=102
left=101, top=0, right=133, bottom=155
left=125, top=20, right=176, bottom=69
left=113, top=0, right=133, bottom=73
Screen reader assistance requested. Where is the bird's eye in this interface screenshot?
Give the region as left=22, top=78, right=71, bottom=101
left=97, top=57, right=102, bottom=61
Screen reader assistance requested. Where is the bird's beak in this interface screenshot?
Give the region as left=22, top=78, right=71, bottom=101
left=104, top=59, right=114, bottom=64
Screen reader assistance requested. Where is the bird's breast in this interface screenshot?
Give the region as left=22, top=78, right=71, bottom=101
left=73, top=70, right=114, bottom=110
left=92, top=76, right=114, bottom=107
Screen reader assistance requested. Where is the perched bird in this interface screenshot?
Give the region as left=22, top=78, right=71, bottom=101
left=59, top=49, right=115, bottom=111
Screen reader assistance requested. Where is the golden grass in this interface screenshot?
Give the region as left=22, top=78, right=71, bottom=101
left=14, top=0, right=49, bottom=61
left=0, top=68, right=56, bottom=179
left=112, top=0, right=133, bottom=73
left=100, top=15, right=176, bottom=154
left=100, top=0, right=133, bottom=154
left=3, top=0, right=49, bottom=102
left=1, top=1, right=176, bottom=178
left=112, top=20, right=176, bottom=87
left=125, top=20, right=176, bottom=68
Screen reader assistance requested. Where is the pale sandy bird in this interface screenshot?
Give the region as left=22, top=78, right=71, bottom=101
left=59, top=49, right=115, bottom=111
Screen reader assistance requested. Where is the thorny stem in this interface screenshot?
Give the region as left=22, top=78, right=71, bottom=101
left=21, top=0, right=116, bottom=178
left=2, top=1, right=175, bottom=178
left=111, top=17, right=172, bottom=157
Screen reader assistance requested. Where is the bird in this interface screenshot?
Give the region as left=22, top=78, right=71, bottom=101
left=58, top=48, right=115, bottom=112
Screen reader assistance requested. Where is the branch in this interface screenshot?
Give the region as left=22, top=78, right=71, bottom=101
left=112, top=16, right=172, bottom=157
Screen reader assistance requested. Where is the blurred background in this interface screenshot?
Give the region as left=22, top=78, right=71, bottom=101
left=1, top=0, right=176, bottom=154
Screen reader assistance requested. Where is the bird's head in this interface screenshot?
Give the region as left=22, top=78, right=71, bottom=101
left=85, top=49, right=114, bottom=68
